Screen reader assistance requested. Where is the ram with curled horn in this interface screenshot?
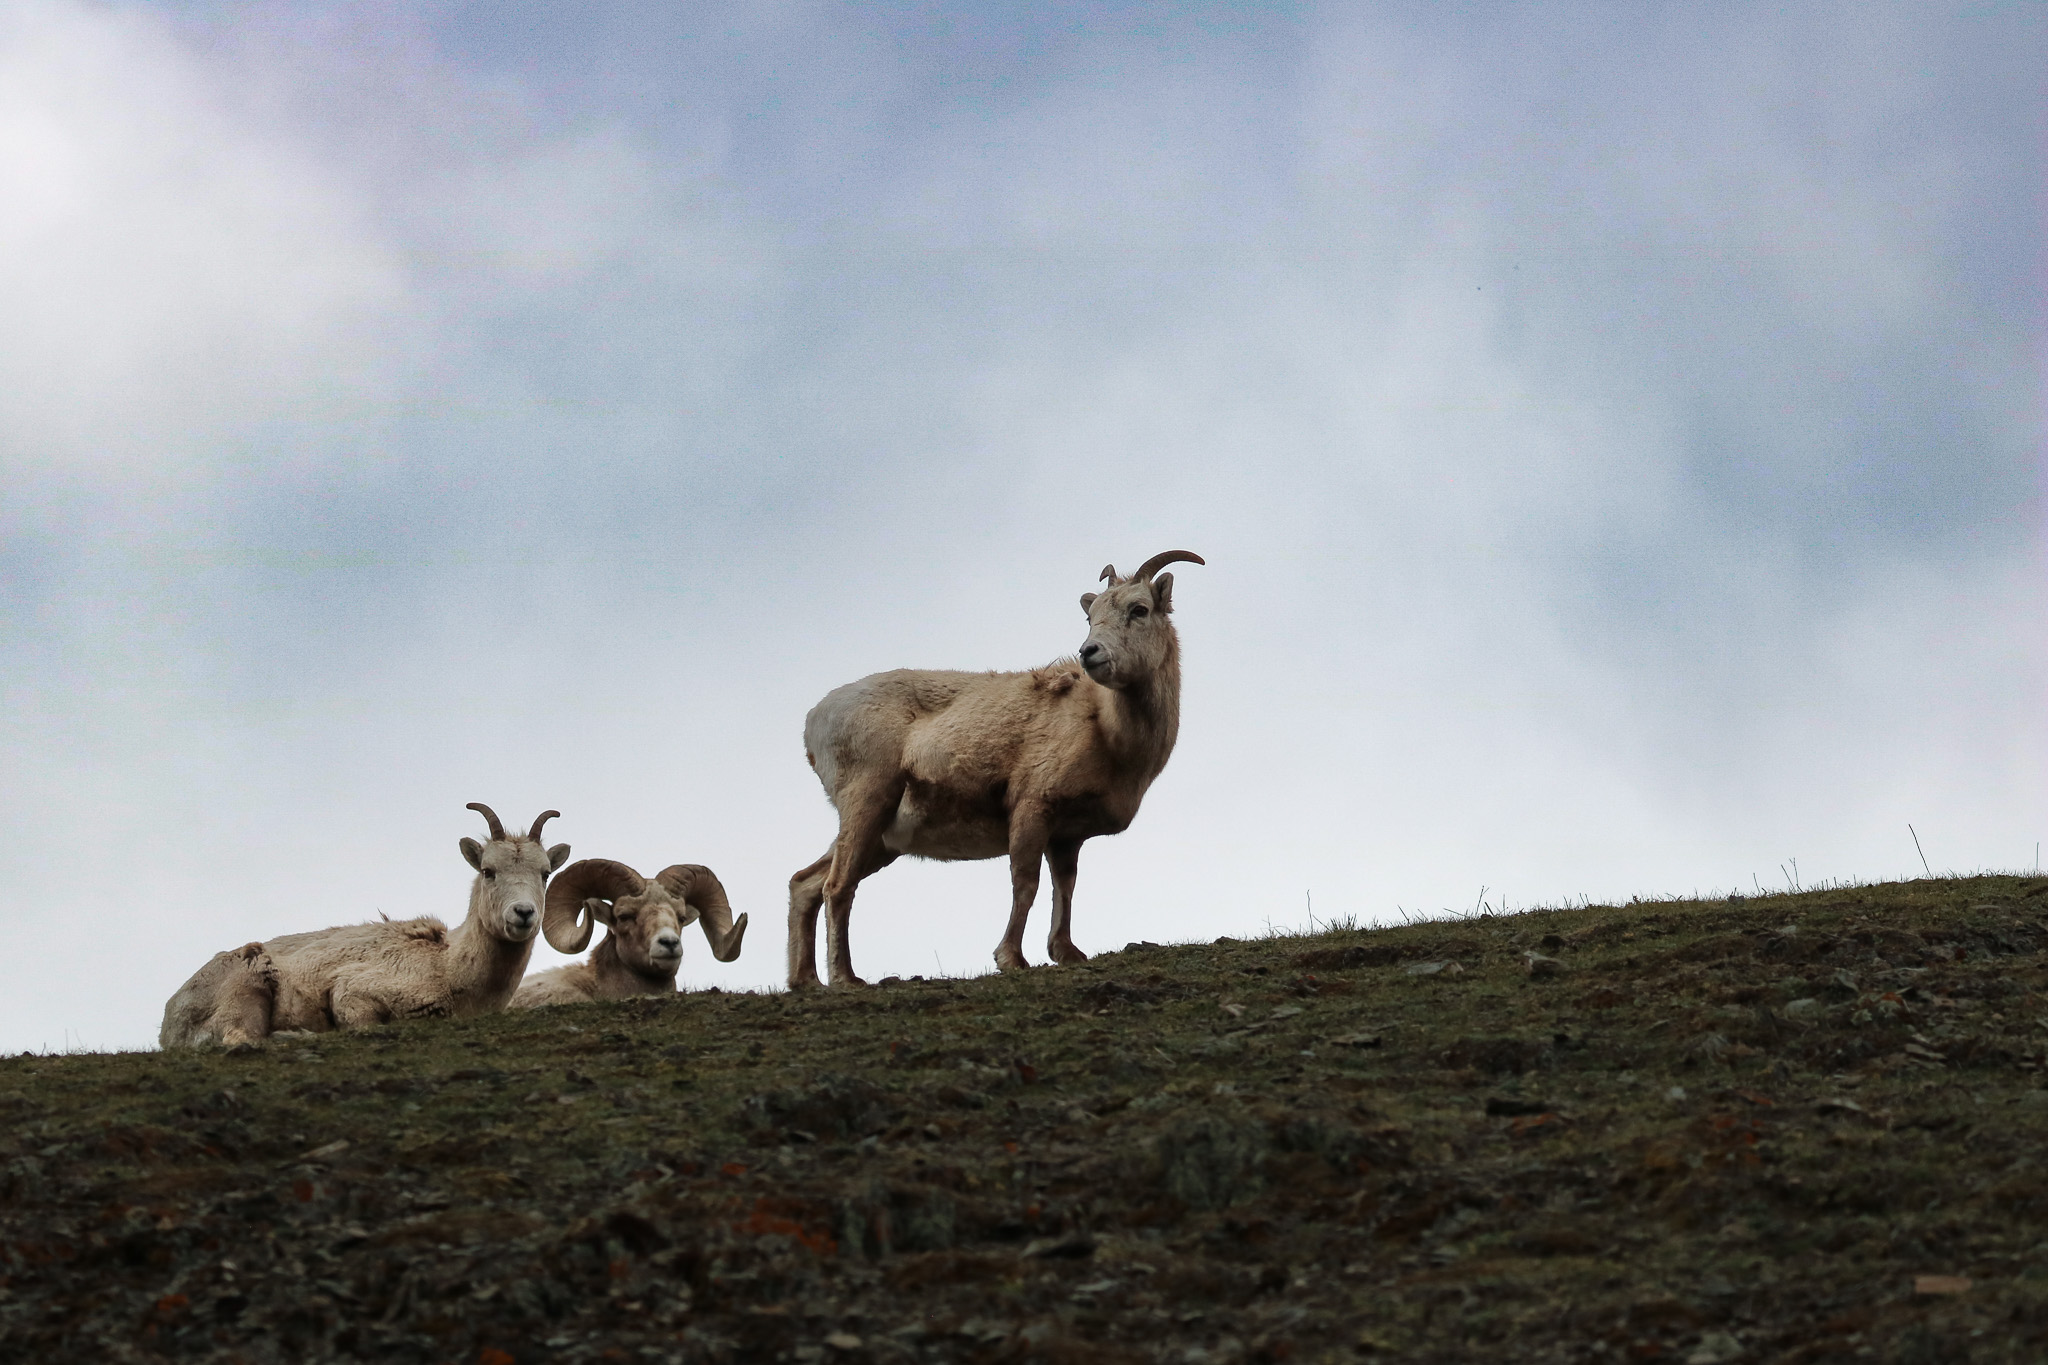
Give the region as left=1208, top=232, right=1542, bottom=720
left=511, top=857, right=748, bottom=1008
left=788, top=549, right=1205, bottom=988
left=160, top=802, right=570, bottom=1048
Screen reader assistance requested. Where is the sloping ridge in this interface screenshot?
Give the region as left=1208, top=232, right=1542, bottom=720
left=4, top=874, right=2047, bottom=1361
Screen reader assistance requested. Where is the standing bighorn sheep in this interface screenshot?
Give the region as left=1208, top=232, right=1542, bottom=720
left=159, top=803, right=568, bottom=1048
left=510, top=859, right=748, bottom=1008
left=787, top=550, right=1204, bottom=988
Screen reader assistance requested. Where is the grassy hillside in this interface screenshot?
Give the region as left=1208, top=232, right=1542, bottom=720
left=5, top=875, right=2048, bottom=1363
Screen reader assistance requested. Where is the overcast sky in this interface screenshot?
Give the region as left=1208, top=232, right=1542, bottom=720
left=2, top=1, right=2040, bottom=1054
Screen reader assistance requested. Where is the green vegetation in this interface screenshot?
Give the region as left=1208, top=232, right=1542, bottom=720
left=6, top=875, right=2048, bottom=1362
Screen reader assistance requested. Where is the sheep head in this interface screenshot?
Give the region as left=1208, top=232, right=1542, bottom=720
left=1077, top=550, right=1204, bottom=689
left=458, top=803, right=571, bottom=944
left=544, top=860, right=749, bottom=980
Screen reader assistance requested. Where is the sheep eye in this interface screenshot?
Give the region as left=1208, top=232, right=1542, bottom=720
left=1129, top=604, right=1150, bottom=619
left=483, top=868, right=497, bottom=880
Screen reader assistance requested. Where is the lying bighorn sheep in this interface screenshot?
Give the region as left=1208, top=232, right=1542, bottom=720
left=159, top=803, right=568, bottom=1048
left=510, top=859, right=748, bottom=1007
left=788, top=549, right=1205, bottom=988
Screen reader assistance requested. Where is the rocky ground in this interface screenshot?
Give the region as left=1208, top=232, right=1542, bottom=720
left=5, top=875, right=2048, bottom=1363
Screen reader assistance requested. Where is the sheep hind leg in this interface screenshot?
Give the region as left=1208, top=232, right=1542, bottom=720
left=161, top=942, right=277, bottom=1049
left=1045, top=838, right=1089, bottom=966
left=787, top=846, right=834, bottom=990
left=821, top=790, right=902, bottom=989
left=212, top=943, right=279, bottom=1046
left=826, top=844, right=897, bottom=988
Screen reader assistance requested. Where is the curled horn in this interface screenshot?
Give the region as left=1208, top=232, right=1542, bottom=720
left=657, top=865, right=749, bottom=963
left=1133, top=550, right=1205, bottom=581
left=1099, top=564, right=1122, bottom=586
left=527, top=809, right=560, bottom=841
left=466, top=802, right=506, bottom=841
left=542, top=859, right=646, bottom=954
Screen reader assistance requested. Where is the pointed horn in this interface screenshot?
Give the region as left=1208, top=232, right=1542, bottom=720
left=466, top=802, right=506, bottom=841
left=542, top=859, right=645, bottom=955
left=657, top=864, right=748, bottom=964
left=527, top=809, right=560, bottom=841
left=1098, top=564, right=1122, bottom=585
left=1133, top=550, right=1205, bottom=581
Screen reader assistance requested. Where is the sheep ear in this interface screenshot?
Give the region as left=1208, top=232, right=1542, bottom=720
left=460, top=837, right=484, bottom=871
left=1080, top=592, right=1097, bottom=615
left=1152, top=573, right=1176, bottom=613
left=548, top=843, right=572, bottom=871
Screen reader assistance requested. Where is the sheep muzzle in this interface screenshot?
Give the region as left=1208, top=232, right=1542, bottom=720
left=503, top=900, right=539, bottom=941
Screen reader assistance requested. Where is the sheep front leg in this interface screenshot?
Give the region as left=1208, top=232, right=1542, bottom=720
left=328, top=975, right=393, bottom=1031
left=1045, top=838, right=1089, bottom=965
left=787, top=846, right=834, bottom=990
left=997, top=810, right=1050, bottom=973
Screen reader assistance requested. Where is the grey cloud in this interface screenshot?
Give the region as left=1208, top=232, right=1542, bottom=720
left=0, top=1, right=2038, bottom=1051
left=0, top=5, right=407, bottom=477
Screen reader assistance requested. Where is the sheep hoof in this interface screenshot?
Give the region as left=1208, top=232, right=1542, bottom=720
left=1050, top=944, right=1090, bottom=965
